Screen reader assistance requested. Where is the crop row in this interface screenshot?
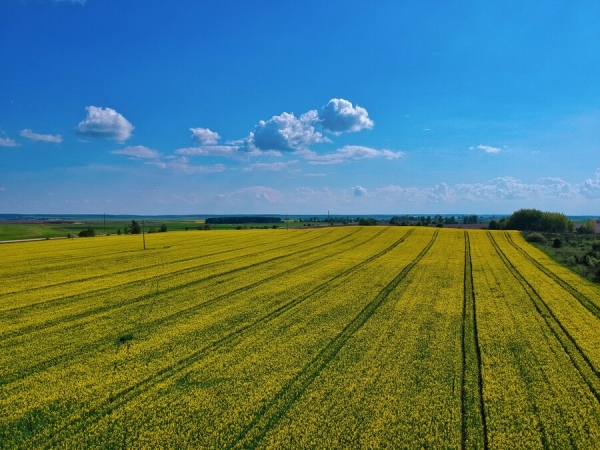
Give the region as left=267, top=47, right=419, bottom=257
left=1, top=227, right=599, bottom=448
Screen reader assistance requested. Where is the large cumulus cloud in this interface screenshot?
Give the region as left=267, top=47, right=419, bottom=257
left=247, top=111, right=330, bottom=152
left=319, top=98, right=374, bottom=134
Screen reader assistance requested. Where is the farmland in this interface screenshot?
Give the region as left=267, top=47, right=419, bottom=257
left=1, top=227, right=599, bottom=448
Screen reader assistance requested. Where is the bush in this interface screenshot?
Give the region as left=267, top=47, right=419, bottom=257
left=78, top=226, right=96, bottom=237
left=358, top=218, right=377, bottom=226
left=552, top=238, right=562, bottom=248
left=525, top=232, right=546, bottom=243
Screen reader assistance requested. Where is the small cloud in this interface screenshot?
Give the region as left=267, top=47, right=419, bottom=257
left=243, top=160, right=298, bottom=172
left=0, top=137, right=18, bottom=147
left=353, top=185, right=367, bottom=197
left=470, top=145, right=501, bottom=154
left=190, top=127, right=220, bottom=145
left=19, top=129, right=62, bottom=143
left=301, top=145, right=404, bottom=165
left=319, top=98, right=374, bottom=134
left=76, top=106, right=134, bottom=142
left=111, top=145, right=160, bottom=159
left=0, top=187, right=6, bottom=192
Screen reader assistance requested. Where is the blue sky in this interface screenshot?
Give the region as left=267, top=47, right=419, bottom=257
left=2, top=0, right=600, bottom=215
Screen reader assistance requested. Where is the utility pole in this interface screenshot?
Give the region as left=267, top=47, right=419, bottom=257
left=142, top=219, right=146, bottom=250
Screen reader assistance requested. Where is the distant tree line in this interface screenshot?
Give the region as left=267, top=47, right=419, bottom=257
left=205, top=216, right=282, bottom=225
left=489, top=209, right=573, bottom=232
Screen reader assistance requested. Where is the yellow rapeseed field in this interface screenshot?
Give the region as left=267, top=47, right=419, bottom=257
left=1, top=227, right=599, bottom=449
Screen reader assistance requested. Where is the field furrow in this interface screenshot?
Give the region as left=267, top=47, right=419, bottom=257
left=1, top=227, right=599, bottom=448
left=461, top=231, right=488, bottom=450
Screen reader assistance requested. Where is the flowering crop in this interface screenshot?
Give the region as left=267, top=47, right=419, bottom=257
left=1, top=227, right=599, bottom=448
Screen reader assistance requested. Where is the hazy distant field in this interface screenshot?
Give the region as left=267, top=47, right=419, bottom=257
left=1, top=227, right=599, bottom=448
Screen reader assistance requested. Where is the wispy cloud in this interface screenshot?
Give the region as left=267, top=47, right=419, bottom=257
left=175, top=145, right=240, bottom=158
left=242, top=160, right=298, bottom=172
left=216, top=186, right=284, bottom=206
left=0, top=137, right=19, bottom=147
left=111, top=145, right=160, bottom=159
left=147, top=157, right=226, bottom=174
left=76, top=106, right=134, bottom=142
left=469, top=144, right=501, bottom=154
left=300, top=145, right=404, bottom=165
left=20, top=129, right=62, bottom=143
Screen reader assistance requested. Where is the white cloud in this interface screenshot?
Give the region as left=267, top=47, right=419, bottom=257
left=247, top=111, right=330, bottom=152
left=319, top=98, right=374, bottom=134
left=19, top=129, right=62, bottom=143
left=190, top=127, right=220, bottom=145
left=0, top=137, right=18, bottom=147
left=147, top=156, right=226, bottom=174
left=301, top=145, right=404, bottom=165
left=111, top=145, right=160, bottom=159
left=242, top=160, right=298, bottom=172
left=76, top=106, right=134, bottom=142
left=580, top=169, right=600, bottom=199
left=371, top=176, right=578, bottom=206
left=353, top=185, right=367, bottom=197
left=469, top=145, right=501, bottom=154
left=175, top=145, right=240, bottom=158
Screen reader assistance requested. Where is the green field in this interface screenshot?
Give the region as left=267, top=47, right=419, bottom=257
left=1, top=227, right=599, bottom=448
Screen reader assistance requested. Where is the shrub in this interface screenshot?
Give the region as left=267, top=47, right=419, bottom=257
left=525, top=232, right=546, bottom=243
left=78, top=226, right=96, bottom=237
left=553, top=238, right=562, bottom=248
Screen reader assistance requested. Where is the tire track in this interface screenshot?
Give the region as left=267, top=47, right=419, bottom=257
left=504, top=232, right=600, bottom=319
left=227, top=230, right=438, bottom=450
left=0, top=229, right=330, bottom=312
left=1, top=228, right=352, bottom=341
left=487, top=232, right=600, bottom=404
left=1, top=228, right=381, bottom=385
left=32, top=229, right=417, bottom=448
left=461, top=231, right=488, bottom=450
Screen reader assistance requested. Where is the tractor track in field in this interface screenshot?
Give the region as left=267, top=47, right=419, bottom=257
left=32, top=229, right=420, bottom=448
left=0, top=229, right=315, bottom=285
left=227, top=230, right=438, bottom=450
left=460, top=231, right=488, bottom=450
left=0, top=228, right=353, bottom=341
left=487, top=232, right=600, bottom=404
left=504, top=232, right=600, bottom=320
left=1, top=228, right=385, bottom=386
left=0, top=228, right=328, bottom=311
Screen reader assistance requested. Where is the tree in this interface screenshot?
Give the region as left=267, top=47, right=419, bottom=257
left=159, top=223, right=167, bottom=233
left=78, top=226, right=96, bottom=237
left=577, top=219, right=596, bottom=234
left=130, top=220, right=141, bottom=234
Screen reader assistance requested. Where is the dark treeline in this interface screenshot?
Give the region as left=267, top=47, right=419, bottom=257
left=205, top=216, right=282, bottom=225
left=490, top=209, right=572, bottom=232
